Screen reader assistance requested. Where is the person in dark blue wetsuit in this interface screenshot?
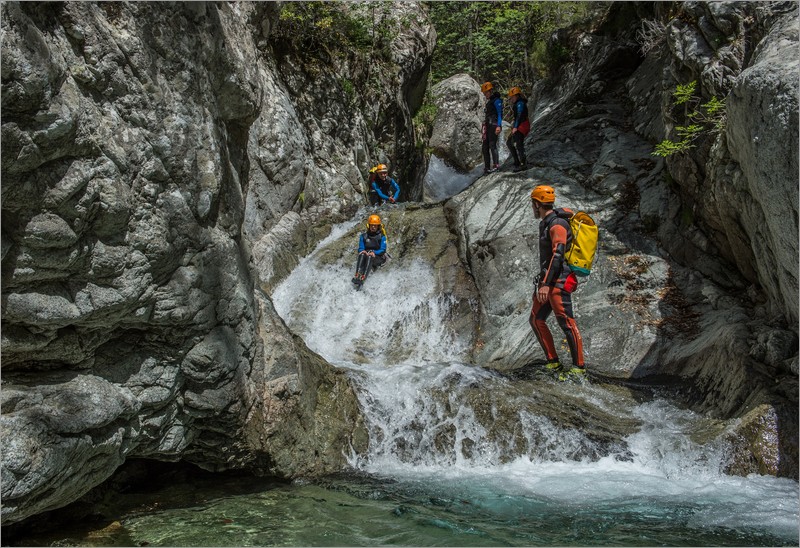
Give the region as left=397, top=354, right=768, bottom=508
left=506, top=87, right=530, bottom=172
left=352, top=214, right=387, bottom=287
left=481, top=81, right=503, bottom=174
left=368, top=164, right=400, bottom=206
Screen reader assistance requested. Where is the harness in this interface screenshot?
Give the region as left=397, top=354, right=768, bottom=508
left=484, top=91, right=502, bottom=125
left=539, top=211, right=573, bottom=284
left=362, top=230, right=383, bottom=251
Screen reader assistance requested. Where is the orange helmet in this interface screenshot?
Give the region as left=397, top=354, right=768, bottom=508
left=530, top=185, right=556, bottom=204
left=508, top=86, right=522, bottom=97
left=368, top=214, right=381, bottom=226
left=480, top=82, right=493, bottom=93
left=376, top=164, right=388, bottom=173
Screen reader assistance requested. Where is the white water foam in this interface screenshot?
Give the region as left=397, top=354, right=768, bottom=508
left=272, top=231, right=467, bottom=366
left=423, top=154, right=483, bottom=201
left=270, top=214, right=799, bottom=543
left=346, top=381, right=799, bottom=541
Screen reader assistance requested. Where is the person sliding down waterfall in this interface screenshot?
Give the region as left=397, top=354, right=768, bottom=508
left=529, top=185, right=585, bottom=381
left=352, top=214, right=388, bottom=289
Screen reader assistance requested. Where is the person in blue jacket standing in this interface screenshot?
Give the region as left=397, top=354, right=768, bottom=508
left=352, top=214, right=387, bottom=287
left=481, top=81, right=503, bottom=174
left=506, top=86, right=530, bottom=172
left=368, top=164, right=400, bottom=206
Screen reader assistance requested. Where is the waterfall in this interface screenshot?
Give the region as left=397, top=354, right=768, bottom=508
left=272, top=218, right=467, bottom=366
left=423, top=155, right=483, bottom=202
left=272, top=213, right=799, bottom=543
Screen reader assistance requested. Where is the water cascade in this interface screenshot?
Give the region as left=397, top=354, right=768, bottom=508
left=423, top=155, right=484, bottom=202
left=271, top=218, right=800, bottom=546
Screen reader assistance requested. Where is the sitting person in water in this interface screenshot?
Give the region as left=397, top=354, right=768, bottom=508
left=368, top=164, right=400, bottom=206
left=352, top=214, right=387, bottom=287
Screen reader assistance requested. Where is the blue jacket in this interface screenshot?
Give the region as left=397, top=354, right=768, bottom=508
left=484, top=91, right=503, bottom=127
left=358, top=230, right=386, bottom=255
left=512, top=98, right=529, bottom=131
left=371, top=178, right=400, bottom=201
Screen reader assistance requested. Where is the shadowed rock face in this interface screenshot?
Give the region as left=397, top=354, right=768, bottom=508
left=1, top=1, right=433, bottom=524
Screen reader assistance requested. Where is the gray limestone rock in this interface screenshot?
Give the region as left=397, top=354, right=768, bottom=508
left=1, top=1, right=434, bottom=525
left=725, top=11, right=799, bottom=325
left=447, top=0, right=797, bottom=479
left=429, top=74, right=484, bottom=172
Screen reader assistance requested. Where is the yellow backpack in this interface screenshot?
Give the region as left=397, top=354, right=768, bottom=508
left=556, top=209, right=598, bottom=276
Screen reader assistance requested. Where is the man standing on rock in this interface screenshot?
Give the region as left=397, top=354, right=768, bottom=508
left=529, top=185, right=586, bottom=380
left=506, top=87, right=529, bottom=172
left=481, top=81, right=503, bottom=174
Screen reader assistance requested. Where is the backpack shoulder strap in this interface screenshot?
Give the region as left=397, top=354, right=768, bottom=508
left=554, top=207, right=574, bottom=220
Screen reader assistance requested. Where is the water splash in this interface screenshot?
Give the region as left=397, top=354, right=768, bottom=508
left=270, top=213, right=799, bottom=545
left=273, top=238, right=467, bottom=366
left=423, top=154, right=483, bottom=201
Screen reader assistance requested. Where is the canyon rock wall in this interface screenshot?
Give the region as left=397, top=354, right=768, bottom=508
left=0, top=1, right=434, bottom=524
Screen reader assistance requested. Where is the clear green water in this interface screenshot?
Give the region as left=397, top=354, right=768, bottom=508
left=13, top=470, right=797, bottom=547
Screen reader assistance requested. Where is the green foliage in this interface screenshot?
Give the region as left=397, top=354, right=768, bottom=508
left=544, top=42, right=571, bottom=69
left=412, top=97, right=438, bottom=148
left=653, top=81, right=727, bottom=157
left=340, top=78, right=356, bottom=102
left=271, top=3, right=375, bottom=55
left=672, top=81, right=696, bottom=105
left=413, top=102, right=438, bottom=129
left=429, top=1, right=592, bottom=90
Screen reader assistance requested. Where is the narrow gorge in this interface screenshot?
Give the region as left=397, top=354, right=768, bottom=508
left=1, top=1, right=797, bottom=544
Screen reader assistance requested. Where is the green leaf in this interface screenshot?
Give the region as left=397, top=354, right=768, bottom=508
left=673, top=81, right=697, bottom=105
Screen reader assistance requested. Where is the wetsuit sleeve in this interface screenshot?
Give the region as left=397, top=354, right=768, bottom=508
left=495, top=98, right=503, bottom=126
left=543, top=223, right=569, bottom=285
left=376, top=235, right=387, bottom=255
left=358, top=234, right=365, bottom=253
left=391, top=179, right=400, bottom=200
left=372, top=181, right=389, bottom=200
left=514, top=102, right=523, bottom=128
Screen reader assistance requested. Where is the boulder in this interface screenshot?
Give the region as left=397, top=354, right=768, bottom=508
left=429, top=74, right=484, bottom=172
left=447, top=1, right=797, bottom=478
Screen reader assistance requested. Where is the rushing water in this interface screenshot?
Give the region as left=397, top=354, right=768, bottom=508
left=271, top=222, right=799, bottom=546
left=422, top=154, right=483, bottom=202
left=11, top=216, right=798, bottom=547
